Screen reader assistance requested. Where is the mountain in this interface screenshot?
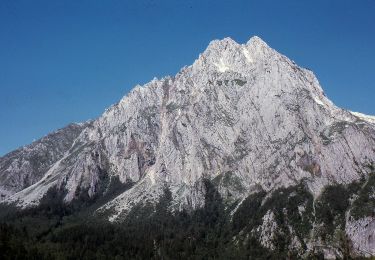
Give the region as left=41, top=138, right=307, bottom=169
left=0, top=123, right=89, bottom=200
left=1, top=36, right=375, bottom=258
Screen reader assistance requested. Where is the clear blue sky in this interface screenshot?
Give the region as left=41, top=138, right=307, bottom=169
left=0, top=0, right=374, bottom=156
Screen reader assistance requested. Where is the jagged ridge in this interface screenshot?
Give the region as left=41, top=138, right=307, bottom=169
left=1, top=36, right=375, bottom=257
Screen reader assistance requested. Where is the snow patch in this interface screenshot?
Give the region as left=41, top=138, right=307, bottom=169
left=213, top=58, right=230, bottom=72
left=313, top=96, right=325, bottom=106
left=350, top=111, right=375, bottom=124
left=148, top=168, right=156, bottom=185
left=242, top=48, right=253, bottom=63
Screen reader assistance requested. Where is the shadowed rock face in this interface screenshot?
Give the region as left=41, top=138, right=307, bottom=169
left=0, top=123, right=88, bottom=200
left=1, top=36, right=375, bottom=256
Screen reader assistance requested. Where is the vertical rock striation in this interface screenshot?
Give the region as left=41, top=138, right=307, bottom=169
left=1, top=36, right=375, bottom=257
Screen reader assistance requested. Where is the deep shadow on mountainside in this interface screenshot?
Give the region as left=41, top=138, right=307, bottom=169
left=1, top=171, right=375, bottom=259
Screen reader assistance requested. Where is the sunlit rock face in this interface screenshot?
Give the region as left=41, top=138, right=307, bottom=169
left=1, top=36, right=375, bottom=256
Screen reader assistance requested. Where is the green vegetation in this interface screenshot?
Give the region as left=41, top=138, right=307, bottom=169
left=1, top=175, right=375, bottom=259
left=166, top=102, right=179, bottom=112
left=315, top=185, right=351, bottom=241
left=213, top=171, right=246, bottom=196
left=0, top=180, right=280, bottom=259
left=234, top=79, right=247, bottom=86
left=232, top=190, right=266, bottom=232
left=351, top=173, right=375, bottom=220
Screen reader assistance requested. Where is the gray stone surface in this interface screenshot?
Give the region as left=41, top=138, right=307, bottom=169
left=1, top=36, right=375, bottom=256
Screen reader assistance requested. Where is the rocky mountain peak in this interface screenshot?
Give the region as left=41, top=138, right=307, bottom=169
left=189, top=36, right=283, bottom=84
left=203, top=35, right=270, bottom=56
left=246, top=35, right=268, bottom=46
left=1, top=35, right=375, bottom=256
